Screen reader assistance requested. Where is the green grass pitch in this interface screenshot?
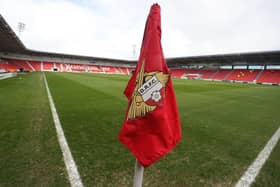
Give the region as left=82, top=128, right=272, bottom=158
left=0, top=72, right=279, bottom=186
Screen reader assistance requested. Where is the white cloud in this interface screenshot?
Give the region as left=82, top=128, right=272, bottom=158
left=0, top=0, right=279, bottom=59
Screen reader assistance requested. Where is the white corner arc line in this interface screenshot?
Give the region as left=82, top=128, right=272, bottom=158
left=43, top=73, right=84, bottom=187
left=235, top=126, right=280, bottom=187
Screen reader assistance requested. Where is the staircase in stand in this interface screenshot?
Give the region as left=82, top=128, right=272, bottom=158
left=254, top=70, right=263, bottom=83
left=26, top=61, right=35, bottom=71
left=224, top=70, right=233, bottom=80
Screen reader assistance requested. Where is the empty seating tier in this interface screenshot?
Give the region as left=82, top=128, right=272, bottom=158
left=2, top=58, right=279, bottom=84
left=226, top=69, right=260, bottom=82
left=257, top=70, right=280, bottom=83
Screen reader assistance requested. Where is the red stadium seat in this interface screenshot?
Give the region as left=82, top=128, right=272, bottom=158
left=7, top=59, right=33, bottom=71
left=88, top=65, right=102, bottom=73
left=226, top=69, right=260, bottom=82
left=170, top=68, right=188, bottom=78
left=212, top=70, right=232, bottom=80
left=70, top=64, right=86, bottom=72
left=199, top=70, right=218, bottom=79
left=29, top=61, right=41, bottom=71
left=118, top=67, right=129, bottom=74
left=256, top=70, right=280, bottom=83
left=43, top=62, right=54, bottom=71
left=101, top=66, right=118, bottom=74
left=0, top=61, right=20, bottom=72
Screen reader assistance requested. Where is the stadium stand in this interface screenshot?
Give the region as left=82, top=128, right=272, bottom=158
left=170, top=68, right=188, bottom=78
left=8, top=59, right=33, bottom=71
left=256, top=70, right=280, bottom=84
left=0, top=14, right=279, bottom=84
left=199, top=70, right=218, bottom=79
left=181, top=69, right=201, bottom=79
left=88, top=65, right=102, bottom=73
left=52, top=63, right=60, bottom=72
left=226, top=69, right=260, bottom=82
left=0, top=60, right=7, bottom=73
left=212, top=69, right=232, bottom=80
left=70, top=64, right=86, bottom=72
left=186, top=69, right=201, bottom=74
left=60, top=63, right=67, bottom=72
left=128, top=67, right=134, bottom=74
left=26, top=61, right=36, bottom=71
left=101, top=66, right=118, bottom=74
left=29, top=61, right=41, bottom=71
left=43, top=62, right=54, bottom=71
left=2, top=56, right=280, bottom=85
left=118, top=67, right=129, bottom=74
left=0, top=61, right=20, bottom=72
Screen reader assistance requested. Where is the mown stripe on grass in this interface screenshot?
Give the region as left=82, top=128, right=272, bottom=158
left=55, top=72, right=128, bottom=100
left=235, top=126, right=280, bottom=187
left=44, top=73, right=84, bottom=187
left=45, top=73, right=280, bottom=186
left=0, top=72, right=69, bottom=186
left=45, top=72, right=132, bottom=186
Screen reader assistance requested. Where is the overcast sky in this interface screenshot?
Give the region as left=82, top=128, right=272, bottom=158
left=0, top=0, right=279, bottom=59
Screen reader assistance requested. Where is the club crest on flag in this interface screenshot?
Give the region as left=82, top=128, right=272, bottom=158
left=119, top=3, right=181, bottom=168
left=127, top=59, right=169, bottom=119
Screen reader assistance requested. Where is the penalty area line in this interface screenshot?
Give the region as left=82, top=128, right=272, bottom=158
left=235, top=126, right=280, bottom=187
left=43, top=73, right=84, bottom=187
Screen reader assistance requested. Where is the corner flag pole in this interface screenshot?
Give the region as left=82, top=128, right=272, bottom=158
left=133, top=160, right=144, bottom=187
left=120, top=3, right=181, bottom=186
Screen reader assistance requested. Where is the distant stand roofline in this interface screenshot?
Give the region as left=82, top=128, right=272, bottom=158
left=0, top=14, right=280, bottom=66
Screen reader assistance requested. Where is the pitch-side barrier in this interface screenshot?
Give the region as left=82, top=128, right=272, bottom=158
left=0, top=72, right=17, bottom=80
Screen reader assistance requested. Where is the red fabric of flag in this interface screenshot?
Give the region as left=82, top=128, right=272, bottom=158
left=119, top=3, right=181, bottom=167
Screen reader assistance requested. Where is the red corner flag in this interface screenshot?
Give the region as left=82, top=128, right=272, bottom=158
left=119, top=4, right=181, bottom=167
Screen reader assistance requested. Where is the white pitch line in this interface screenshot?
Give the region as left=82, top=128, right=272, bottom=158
left=43, top=73, right=84, bottom=187
left=235, top=126, right=280, bottom=187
